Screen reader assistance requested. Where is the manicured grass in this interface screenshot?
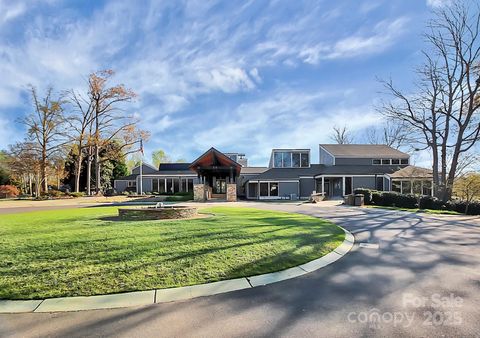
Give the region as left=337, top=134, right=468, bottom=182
left=365, top=205, right=461, bottom=215
left=0, top=206, right=344, bottom=300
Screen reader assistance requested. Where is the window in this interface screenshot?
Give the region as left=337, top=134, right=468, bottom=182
left=413, top=181, right=422, bottom=195
left=401, top=159, right=409, bottom=165
left=274, top=152, right=282, bottom=167
left=391, top=159, right=400, bottom=165
left=152, top=179, right=159, bottom=193
left=188, top=179, right=194, bottom=192
left=282, top=152, right=292, bottom=167
left=167, top=179, right=174, bottom=194
left=270, top=183, right=278, bottom=196
left=401, top=180, right=411, bottom=194
left=159, top=179, right=166, bottom=194
left=173, top=179, right=180, bottom=192
left=345, top=177, right=352, bottom=195
left=127, top=181, right=136, bottom=187
left=292, top=153, right=300, bottom=167
left=300, top=153, right=309, bottom=167
left=392, top=180, right=401, bottom=193
left=248, top=183, right=257, bottom=198
left=422, top=180, right=432, bottom=195
left=181, top=179, right=187, bottom=192
left=372, top=159, right=381, bottom=165
left=260, top=183, right=269, bottom=197
left=382, top=159, right=391, bottom=165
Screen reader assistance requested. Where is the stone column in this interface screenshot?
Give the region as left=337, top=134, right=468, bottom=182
left=226, top=183, right=237, bottom=202
left=194, top=184, right=206, bottom=202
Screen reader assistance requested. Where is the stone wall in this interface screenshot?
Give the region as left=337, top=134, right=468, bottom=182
left=118, top=206, right=198, bottom=220
left=226, top=183, right=237, bottom=202
left=193, top=184, right=206, bottom=202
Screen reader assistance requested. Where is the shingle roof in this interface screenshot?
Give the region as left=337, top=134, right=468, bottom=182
left=240, top=167, right=268, bottom=174
left=320, top=144, right=409, bottom=159
left=244, top=164, right=421, bottom=182
left=388, top=165, right=432, bottom=178
left=158, top=163, right=191, bottom=171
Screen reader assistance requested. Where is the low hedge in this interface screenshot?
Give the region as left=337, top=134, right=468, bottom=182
left=354, top=188, right=480, bottom=215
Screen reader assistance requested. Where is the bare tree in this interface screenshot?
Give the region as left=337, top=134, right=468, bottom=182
left=8, top=142, right=43, bottom=197
left=365, top=123, right=410, bottom=149
left=330, top=125, right=354, bottom=144
left=86, top=70, right=148, bottom=194
left=380, top=2, right=480, bottom=201
left=18, top=87, right=69, bottom=192
left=66, top=89, right=94, bottom=192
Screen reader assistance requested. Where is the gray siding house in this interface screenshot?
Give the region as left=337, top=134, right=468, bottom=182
left=114, top=144, right=433, bottom=200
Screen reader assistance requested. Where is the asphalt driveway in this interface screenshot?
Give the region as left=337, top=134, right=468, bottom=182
left=1, top=202, right=479, bottom=337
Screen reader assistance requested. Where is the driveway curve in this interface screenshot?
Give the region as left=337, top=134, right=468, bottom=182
left=1, top=202, right=479, bottom=337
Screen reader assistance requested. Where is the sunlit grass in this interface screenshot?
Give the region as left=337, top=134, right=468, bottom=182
left=0, top=206, right=343, bottom=299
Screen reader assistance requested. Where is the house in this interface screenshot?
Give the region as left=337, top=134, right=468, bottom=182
left=114, top=145, right=433, bottom=201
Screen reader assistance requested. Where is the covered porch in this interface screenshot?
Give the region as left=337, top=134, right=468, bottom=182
left=189, top=148, right=241, bottom=202
left=315, top=176, right=353, bottom=199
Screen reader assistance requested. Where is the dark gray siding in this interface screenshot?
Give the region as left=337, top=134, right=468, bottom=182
left=114, top=180, right=130, bottom=193
left=138, top=177, right=153, bottom=192
left=319, top=147, right=335, bottom=165
left=299, top=178, right=315, bottom=197
left=352, top=176, right=376, bottom=190
left=278, top=182, right=299, bottom=198
left=335, top=158, right=375, bottom=166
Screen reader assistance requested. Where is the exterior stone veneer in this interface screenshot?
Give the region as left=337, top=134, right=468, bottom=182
left=226, top=183, right=237, bottom=202
left=193, top=184, right=206, bottom=202
left=118, top=206, right=198, bottom=220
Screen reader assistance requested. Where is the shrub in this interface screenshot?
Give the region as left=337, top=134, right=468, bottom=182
left=68, top=192, right=85, bottom=198
left=354, top=188, right=372, bottom=204
left=0, top=185, right=20, bottom=198
left=165, top=194, right=193, bottom=202
left=371, top=191, right=382, bottom=205
left=46, top=189, right=64, bottom=198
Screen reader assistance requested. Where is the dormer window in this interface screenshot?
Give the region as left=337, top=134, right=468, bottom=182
left=272, top=150, right=310, bottom=168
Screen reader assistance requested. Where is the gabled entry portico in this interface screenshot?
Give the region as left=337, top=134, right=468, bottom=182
left=189, top=148, right=241, bottom=202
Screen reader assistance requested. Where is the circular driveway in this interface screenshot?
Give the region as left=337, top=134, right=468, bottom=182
left=1, top=202, right=479, bottom=337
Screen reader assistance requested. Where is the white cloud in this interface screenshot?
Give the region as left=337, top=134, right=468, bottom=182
left=426, top=0, right=451, bottom=8
left=0, top=1, right=26, bottom=24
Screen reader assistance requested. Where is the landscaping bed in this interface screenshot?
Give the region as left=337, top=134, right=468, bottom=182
left=0, top=206, right=344, bottom=300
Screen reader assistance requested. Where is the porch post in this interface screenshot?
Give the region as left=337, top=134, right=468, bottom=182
left=321, top=176, right=324, bottom=196
left=342, top=176, right=346, bottom=196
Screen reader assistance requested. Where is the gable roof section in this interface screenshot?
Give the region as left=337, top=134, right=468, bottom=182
left=319, top=144, right=409, bottom=159
left=388, top=165, right=432, bottom=179
left=240, top=167, right=268, bottom=175
left=189, top=147, right=242, bottom=176
left=132, top=163, right=160, bottom=175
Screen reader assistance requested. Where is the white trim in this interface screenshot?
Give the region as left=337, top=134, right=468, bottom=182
left=299, top=176, right=314, bottom=179
left=314, top=174, right=383, bottom=179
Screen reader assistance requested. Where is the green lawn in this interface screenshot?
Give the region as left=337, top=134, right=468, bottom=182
left=365, top=205, right=461, bottom=215
left=0, top=206, right=344, bottom=300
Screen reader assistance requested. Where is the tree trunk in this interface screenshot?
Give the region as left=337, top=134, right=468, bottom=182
left=95, top=144, right=101, bottom=195
left=74, top=143, right=83, bottom=193
left=41, top=148, right=48, bottom=193
left=86, top=146, right=92, bottom=196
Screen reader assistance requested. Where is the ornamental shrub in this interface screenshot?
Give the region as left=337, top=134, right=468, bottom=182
left=0, top=185, right=20, bottom=198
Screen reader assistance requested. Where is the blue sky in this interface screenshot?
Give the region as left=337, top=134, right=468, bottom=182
left=0, top=0, right=450, bottom=166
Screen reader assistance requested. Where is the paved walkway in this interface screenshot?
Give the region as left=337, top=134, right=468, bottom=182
left=1, top=202, right=480, bottom=337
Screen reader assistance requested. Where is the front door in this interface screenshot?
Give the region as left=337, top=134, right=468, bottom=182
left=214, top=179, right=226, bottom=194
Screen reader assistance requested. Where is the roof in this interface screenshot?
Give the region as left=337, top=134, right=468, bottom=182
left=245, top=164, right=418, bottom=182
left=189, top=147, right=242, bottom=176
left=388, top=165, right=432, bottom=178
left=240, top=167, right=268, bottom=175
left=319, top=144, right=409, bottom=159
left=158, top=163, right=191, bottom=172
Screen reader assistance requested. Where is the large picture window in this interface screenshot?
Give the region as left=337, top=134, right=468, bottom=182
left=270, top=183, right=278, bottom=196
left=401, top=180, right=411, bottom=194
left=301, top=153, right=309, bottom=167
left=260, top=183, right=269, bottom=197
left=282, top=152, right=292, bottom=167
left=273, top=151, right=309, bottom=168
left=292, top=153, right=300, bottom=167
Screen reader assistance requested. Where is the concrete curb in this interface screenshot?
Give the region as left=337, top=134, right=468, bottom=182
left=0, top=227, right=354, bottom=313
